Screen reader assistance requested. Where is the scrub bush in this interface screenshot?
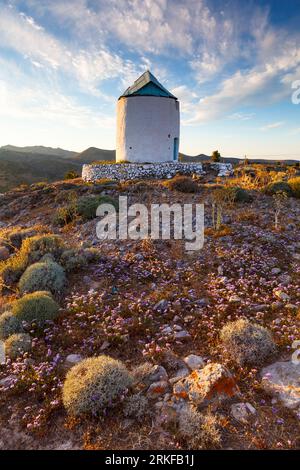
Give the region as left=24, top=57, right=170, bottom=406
left=60, top=249, right=87, bottom=272
left=62, top=356, right=132, bottom=416
left=5, top=333, right=31, bottom=359
left=220, top=319, right=276, bottom=366
left=288, top=176, right=300, bottom=198
left=165, top=175, right=199, bottom=193
left=0, top=311, right=23, bottom=340
left=11, top=291, right=59, bottom=325
left=76, top=195, right=119, bottom=221
left=178, top=406, right=221, bottom=449
left=0, top=234, right=65, bottom=285
left=264, top=181, right=293, bottom=197
left=18, top=261, right=66, bottom=294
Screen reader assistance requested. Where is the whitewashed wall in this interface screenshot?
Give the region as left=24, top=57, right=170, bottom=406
left=116, top=96, right=180, bottom=163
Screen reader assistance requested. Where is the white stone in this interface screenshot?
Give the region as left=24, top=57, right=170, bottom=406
left=184, top=354, right=205, bottom=370
left=271, top=268, right=281, bottom=275
left=65, top=354, right=82, bottom=365
left=169, top=367, right=190, bottom=384
left=231, top=403, right=256, bottom=423
left=175, top=330, right=191, bottom=341
left=261, top=361, right=300, bottom=411
left=0, top=376, right=15, bottom=387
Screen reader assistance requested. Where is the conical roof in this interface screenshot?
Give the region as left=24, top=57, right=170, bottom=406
left=120, top=71, right=177, bottom=99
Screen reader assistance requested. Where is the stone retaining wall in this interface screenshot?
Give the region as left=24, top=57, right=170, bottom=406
left=82, top=162, right=233, bottom=182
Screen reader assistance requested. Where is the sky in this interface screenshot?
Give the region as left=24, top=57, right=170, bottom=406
left=0, top=0, right=300, bottom=159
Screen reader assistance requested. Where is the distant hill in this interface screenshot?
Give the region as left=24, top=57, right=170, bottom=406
left=180, top=153, right=299, bottom=165
left=1, top=145, right=78, bottom=158
left=0, top=144, right=299, bottom=193
left=0, top=149, right=81, bottom=192
left=74, top=147, right=116, bottom=163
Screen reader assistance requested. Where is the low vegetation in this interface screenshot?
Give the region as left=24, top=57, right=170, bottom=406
left=164, top=175, right=199, bottom=193
left=10, top=291, right=59, bottom=326
left=0, top=163, right=299, bottom=450
left=5, top=333, right=31, bottom=359
left=18, top=261, right=66, bottom=295
left=62, top=356, right=132, bottom=416
left=220, top=319, right=276, bottom=366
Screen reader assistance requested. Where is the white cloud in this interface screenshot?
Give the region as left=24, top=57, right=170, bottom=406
left=228, top=112, right=256, bottom=121
left=0, top=58, right=114, bottom=129
left=171, top=85, right=198, bottom=114
left=289, top=128, right=300, bottom=135
left=0, top=4, right=142, bottom=94
left=187, top=31, right=300, bottom=123
left=260, top=122, right=285, bottom=131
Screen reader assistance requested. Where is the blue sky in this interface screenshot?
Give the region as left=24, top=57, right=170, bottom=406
left=0, top=0, right=300, bottom=158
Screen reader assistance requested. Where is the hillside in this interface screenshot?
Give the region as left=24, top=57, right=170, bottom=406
left=74, top=146, right=115, bottom=163
left=0, top=144, right=299, bottom=193
left=1, top=145, right=78, bottom=158
left=0, top=149, right=81, bottom=192
left=0, top=168, right=299, bottom=450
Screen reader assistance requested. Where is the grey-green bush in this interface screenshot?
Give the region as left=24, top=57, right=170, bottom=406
left=60, top=249, right=87, bottom=272
left=76, top=195, right=119, bottom=221
left=11, top=291, right=59, bottom=325
left=264, top=181, right=293, bottom=197
left=229, top=186, right=253, bottom=203
left=62, top=356, right=132, bottom=416
left=0, top=234, right=65, bottom=285
left=18, top=261, right=66, bottom=294
left=123, top=394, right=150, bottom=420
left=5, top=333, right=31, bottom=359
left=0, top=311, right=23, bottom=340
left=220, top=318, right=276, bottom=366
left=178, top=405, right=221, bottom=449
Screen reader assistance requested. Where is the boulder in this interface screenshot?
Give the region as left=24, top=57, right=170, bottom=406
left=147, top=380, right=169, bottom=398
left=261, top=361, right=300, bottom=412
left=65, top=354, right=83, bottom=366
left=184, top=354, right=205, bottom=370
left=173, top=363, right=239, bottom=407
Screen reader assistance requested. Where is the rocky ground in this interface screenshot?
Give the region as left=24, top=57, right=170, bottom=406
left=0, top=171, right=299, bottom=450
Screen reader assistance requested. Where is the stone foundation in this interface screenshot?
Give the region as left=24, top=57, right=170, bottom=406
left=82, top=162, right=233, bottom=182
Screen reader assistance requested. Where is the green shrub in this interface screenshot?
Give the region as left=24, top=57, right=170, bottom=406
left=165, top=175, right=199, bottom=193
left=11, top=291, right=59, bottom=325
left=0, top=311, right=23, bottom=340
left=0, top=234, right=65, bottom=285
left=264, top=181, right=293, bottom=197
left=62, top=356, right=132, bottom=416
left=53, top=195, right=119, bottom=225
left=0, top=226, right=46, bottom=251
left=64, top=170, right=80, bottom=180
left=226, top=186, right=253, bottom=203
left=178, top=405, right=221, bottom=449
left=76, top=195, right=119, bottom=221
left=5, top=333, right=31, bottom=359
left=53, top=206, right=77, bottom=226
left=220, top=319, right=276, bottom=366
left=18, top=261, right=66, bottom=294
left=123, top=394, right=150, bottom=420
left=82, top=248, right=101, bottom=263
left=60, top=249, right=87, bottom=272
left=211, top=150, right=221, bottom=163
left=288, top=176, right=300, bottom=198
